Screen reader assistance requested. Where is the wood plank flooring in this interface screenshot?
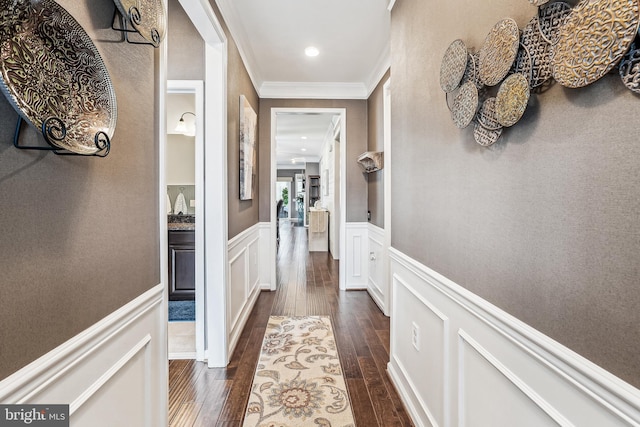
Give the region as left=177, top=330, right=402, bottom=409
left=168, top=220, right=413, bottom=426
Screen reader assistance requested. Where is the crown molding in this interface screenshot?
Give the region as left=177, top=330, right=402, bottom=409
left=388, top=0, right=397, bottom=11
left=214, top=0, right=263, bottom=93
left=365, top=41, right=391, bottom=97
left=259, top=82, right=369, bottom=99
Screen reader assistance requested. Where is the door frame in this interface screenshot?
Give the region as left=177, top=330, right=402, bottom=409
left=166, top=80, right=205, bottom=360
left=270, top=108, right=347, bottom=290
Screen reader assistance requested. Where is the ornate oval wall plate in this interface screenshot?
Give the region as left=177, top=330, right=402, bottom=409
left=113, top=0, right=167, bottom=47
left=478, top=18, right=520, bottom=87
left=619, top=41, right=640, bottom=93
left=0, top=0, right=117, bottom=154
left=537, top=2, right=571, bottom=45
left=521, top=16, right=552, bottom=88
left=495, top=73, right=530, bottom=127
left=551, top=0, right=640, bottom=88
left=451, top=81, right=479, bottom=129
left=474, top=98, right=503, bottom=147
left=440, top=39, right=469, bottom=92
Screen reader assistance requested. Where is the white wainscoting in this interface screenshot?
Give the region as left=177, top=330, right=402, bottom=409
left=259, top=222, right=274, bottom=291
left=367, top=224, right=388, bottom=315
left=0, top=284, right=167, bottom=427
left=388, top=248, right=640, bottom=427
left=227, top=223, right=263, bottom=360
left=344, top=222, right=369, bottom=290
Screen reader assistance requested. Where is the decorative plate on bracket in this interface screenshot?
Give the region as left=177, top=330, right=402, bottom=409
left=478, top=18, right=520, bottom=86
left=551, top=0, right=640, bottom=88
left=113, top=0, right=167, bottom=47
left=0, top=0, right=117, bottom=154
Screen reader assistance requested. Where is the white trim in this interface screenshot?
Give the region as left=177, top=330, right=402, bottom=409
left=388, top=0, right=397, bottom=11
left=344, top=222, right=369, bottom=290
left=458, top=329, right=574, bottom=427
left=367, top=223, right=387, bottom=314
left=70, top=335, right=152, bottom=415
left=365, top=43, right=390, bottom=98
left=388, top=355, right=440, bottom=427
left=168, top=352, right=198, bottom=360
left=389, top=247, right=640, bottom=426
left=0, top=285, right=164, bottom=414
left=259, top=82, right=368, bottom=99
left=382, top=77, right=392, bottom=316
left=167, top=79, right=205, bottom=362
left=270, top=108, right=347, bottom=292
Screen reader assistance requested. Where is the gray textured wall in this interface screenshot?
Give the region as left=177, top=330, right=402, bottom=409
left=209, top=2, right=261, bottom=239
left=259, top=99, right=368, bottom=223
left=168, top=0, right=204, bottom=81
left=391, top=0, right=640, bottom=387
left=367, top=70, right=390, bottom=228
left=0, top=0, right=159, bottom=380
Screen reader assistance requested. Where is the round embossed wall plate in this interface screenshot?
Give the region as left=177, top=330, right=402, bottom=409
left=0, top=0, right=117, bottom=154
left=495, top=73, right=530, bottom=127
left=113, top=0, right=167, bottom=47
left=620, top=41, right=640, bottom=93
left=479, top=18, right=520, bottom=87
left=451, top=81, right=479, bottom=129
left=537, top=2, right=572, bottom=45
left=440, top=39, right=469, bottom=92
left=521, top=16, right=552, bottom=88
left=551, top=0, right=640, bottom=88
left=474, top=98, right=503, bottom=147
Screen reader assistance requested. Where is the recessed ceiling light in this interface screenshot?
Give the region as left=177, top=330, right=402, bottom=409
left=301, top=148, right=307, bottom=152
left=301, top=136, right=307, bottom=139
left=291, top=159, right=296, bottom=163
left=305, top=46, right=319, bottom=57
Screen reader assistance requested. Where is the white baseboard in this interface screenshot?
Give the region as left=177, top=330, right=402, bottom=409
left=0, top=284, right=167, bottom=427
left=388, top=248, right=640, bottom=427
left=169, top=352, right=197, bottom=360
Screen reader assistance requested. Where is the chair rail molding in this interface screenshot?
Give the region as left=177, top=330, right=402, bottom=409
left=388, top=247, right=640, bottom=427
left=0, top=284, right=167, bottom=427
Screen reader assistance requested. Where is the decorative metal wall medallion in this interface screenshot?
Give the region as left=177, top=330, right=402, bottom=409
left=620, top=41, right=640, bottom=93
left=551, top=0, right=640, bottom=88
left=474, top=98, right=503, bottom=147
left=474, top=121, right=503, bottom=147
left=462, top=52, right=486, bottom=91
left=479, top=18, right=520, bottom=86
left=113, top=0, right=167, bottom=47
left=440, top=39, right=469, bottom=92
left=537, top=2, right=571, bottom=45
left=495, top=73, right=530, bottom=127
left=451, top=81, right=479, bottom=129
left=0, top=0, right=117, bottom=154
left=521, top=16, right=552, bottom=88
left=510, top=43, right=533, bottom=85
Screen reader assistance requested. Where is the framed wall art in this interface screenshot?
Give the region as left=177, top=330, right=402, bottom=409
left=239, top=95, right=257, bottom=200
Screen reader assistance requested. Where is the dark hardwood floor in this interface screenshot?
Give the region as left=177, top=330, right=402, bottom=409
left=168, top=220, right=413, bottom=426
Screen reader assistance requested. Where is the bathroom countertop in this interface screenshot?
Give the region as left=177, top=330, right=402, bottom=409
left=168, top=214, right=195, bottom=231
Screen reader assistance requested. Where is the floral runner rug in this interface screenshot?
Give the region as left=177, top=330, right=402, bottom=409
left=243, top=316, right=356, bottom=427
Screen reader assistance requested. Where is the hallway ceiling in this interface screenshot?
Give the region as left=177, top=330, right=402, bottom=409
left=214, top=0, right=391, bottom=99
left=275, top=112, right=338, bottom=167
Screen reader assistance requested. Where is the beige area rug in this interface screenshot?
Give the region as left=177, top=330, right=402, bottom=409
left=243, top=316, right=356, bottom=427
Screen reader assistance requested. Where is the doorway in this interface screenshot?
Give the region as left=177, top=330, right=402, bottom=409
left=270, top=108, right=346, bottom=290
left=166, top=81, right=204, bottom=360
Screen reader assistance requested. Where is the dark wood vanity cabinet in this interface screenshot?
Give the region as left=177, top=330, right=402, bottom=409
left=168, top=230, right=195, bottom=300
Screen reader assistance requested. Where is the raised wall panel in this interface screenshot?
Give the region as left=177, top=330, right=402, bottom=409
left=226, top=224, right=265, bottom=359
left=367, top=224, right=386, bottom=313
left=0, top=285, right=166, bottom=427
left=345, top=223, right=369, bottom=289
left=387, top=248, right=640, bottom=427
left=392, top=275, right=449, bottom=427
